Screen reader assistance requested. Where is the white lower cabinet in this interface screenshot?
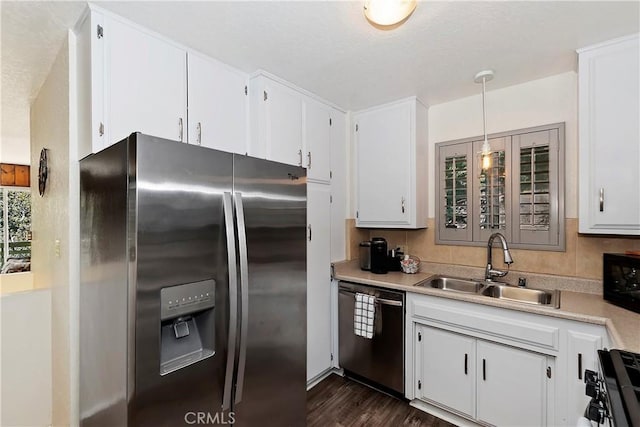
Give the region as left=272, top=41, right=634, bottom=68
left=407, top=292, right=608, bottom=426
left=476, top=341, right=550, bottom=427
left=415, top=324, right=551, bottom=426
left=416, top=326, right=476, bottom=418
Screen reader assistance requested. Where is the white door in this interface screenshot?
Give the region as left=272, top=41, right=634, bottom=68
left=416, top=326, right=476, bottom=418
left=187, top=52, right=247, bottom=154
left=304, top=98, right=331, bottom=183
left=330, top=109, right=347, bottom=262
left=566, top=331, right=602, bottom=424
left=265, top=81, right=303, bottom=166
left=476, top=341, right=549, bottom=426
left=356, top=103, right=411, bottom=225
left=104, top=17, right=187, bottom=145
left=306, top=183, right=332, bottom=381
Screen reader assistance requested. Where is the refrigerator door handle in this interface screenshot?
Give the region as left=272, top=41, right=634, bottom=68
left=222, top=192, right=239, bottom=410
left=234, top=192, right=249, bottom=404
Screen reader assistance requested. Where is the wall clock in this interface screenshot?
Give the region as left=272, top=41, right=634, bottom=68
left=38, top=148, right=48, bottom=196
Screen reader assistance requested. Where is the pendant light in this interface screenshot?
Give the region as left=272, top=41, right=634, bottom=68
left=475, top=70, right=494, bottom=170
left=364, top=0, right=417, bottom=29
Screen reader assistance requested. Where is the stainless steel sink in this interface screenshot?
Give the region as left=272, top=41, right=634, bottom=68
left=425, top=277, right=484, bottom=294
left=415, top=276, right=560, bottom=308
left=482, top=285, right=560, bottom=308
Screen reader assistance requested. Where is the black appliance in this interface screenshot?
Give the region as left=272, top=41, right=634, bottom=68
left=370, top=237, right=388, bottom=274
left=583, top=349, right=640, bottom=426
left=603, top=253, right=640, bottom=314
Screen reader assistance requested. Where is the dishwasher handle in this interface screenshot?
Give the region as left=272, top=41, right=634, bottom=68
left=338, top=289, right=403, bottom=307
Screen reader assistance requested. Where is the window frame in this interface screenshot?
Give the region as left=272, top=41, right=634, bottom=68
left=1, top=186, right=32, bottom=270
left=435, top=122, right=565, bottom=252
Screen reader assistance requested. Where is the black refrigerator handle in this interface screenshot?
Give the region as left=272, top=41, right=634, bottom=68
left=222, top=192, right=239, bottom=410
left=234, top=192, right=250, bottom=404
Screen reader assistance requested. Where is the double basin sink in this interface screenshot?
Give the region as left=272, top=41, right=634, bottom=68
left=416, top=276, right=560, bottom=308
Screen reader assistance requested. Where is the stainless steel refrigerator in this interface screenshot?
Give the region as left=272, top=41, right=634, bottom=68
left=79, top=133, right=307, bottom=426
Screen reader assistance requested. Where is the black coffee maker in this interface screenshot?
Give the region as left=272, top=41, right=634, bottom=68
left=370, top=237, right=388, bottom=274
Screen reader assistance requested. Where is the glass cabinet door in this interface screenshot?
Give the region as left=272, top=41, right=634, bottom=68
left=473, top=137, right=511, bottom=243
left=437, top=142, right=473, bottom=242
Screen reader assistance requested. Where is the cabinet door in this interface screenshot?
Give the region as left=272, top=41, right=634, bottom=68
left=437, top=142, right=473, bottom=242
left=416, top=325, right=476, bottom=418
left=356, top=103, right=411, bottom=226
left=307, top=183, right=332, bottom=381
left=187, top=52, right=247, bottom=154
left=304, top=98, right=331, bottom=183
left=566, top=331, right=602, bottom=424
left=579, top=36, right=640, bottom=234
left=265, top=81, right=303, bottom=166
left=477, top=341, right=549, bottom=426
left=330, top=109, right=347, bottom=262
left=105, top=17, right=187, bottom=145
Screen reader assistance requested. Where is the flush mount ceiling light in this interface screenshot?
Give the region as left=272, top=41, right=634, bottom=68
left=364, top=0, right=417, bottom=29
left=475, top=70, right=495, bottom=170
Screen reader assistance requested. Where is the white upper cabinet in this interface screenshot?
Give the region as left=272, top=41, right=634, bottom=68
left=354, top=97, right=428, bottom=229
left=249, top=74, right=303, bottom=166
left=578, top=34, right=640, bottom=235
left=187, top=52, right=248, bottom=154
left=104, top=15, right=187, bottom=146
left=303, top=98, right=331, bottom=183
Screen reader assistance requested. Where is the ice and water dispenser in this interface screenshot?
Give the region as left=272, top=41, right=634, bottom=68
left=159, top=279, right=216, bottom=375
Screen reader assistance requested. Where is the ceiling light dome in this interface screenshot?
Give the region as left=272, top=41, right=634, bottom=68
left=364, top=0, right=417, bottom=28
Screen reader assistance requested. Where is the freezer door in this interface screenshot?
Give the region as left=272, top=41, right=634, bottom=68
left=130, top=134, right=235, bottom=426
left=232, top=156, right=307, bottom=427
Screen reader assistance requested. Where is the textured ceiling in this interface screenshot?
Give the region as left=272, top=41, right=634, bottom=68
left=2, top=1, right=639, bottom=150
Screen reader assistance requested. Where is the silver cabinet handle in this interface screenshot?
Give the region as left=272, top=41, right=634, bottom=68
left=307, top=152, right=312, bottom=169
left=221, top=192, right=238, bottom=410
left=298, top=149, right=303, bottom=167
left=599, top=188, right=604, bottom=212
left=308, top=224, right=312, bottom=241
left=234, top=192, right=249, bottom=404
left=340, top=290, right=403, bottom=306
left=401, top=197, right=405, bottom=213
left=196, top=122, right=202, bottom=145
left=178, top=117, right=184, bottom=142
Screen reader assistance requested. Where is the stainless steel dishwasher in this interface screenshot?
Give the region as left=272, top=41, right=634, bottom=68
left=338, top=281, right=405, bottom=395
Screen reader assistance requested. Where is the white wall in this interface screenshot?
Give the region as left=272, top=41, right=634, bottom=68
left=1, top=289, right=52, bottom=427
left=428, top=71, right=578, bottom=218
left=30, top=32, right=79, bottom=427
left=0, top=136, right=31, bottom=165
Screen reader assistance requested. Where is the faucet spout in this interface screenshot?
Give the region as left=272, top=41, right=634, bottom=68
left=485, top=233, right=514, bottom=281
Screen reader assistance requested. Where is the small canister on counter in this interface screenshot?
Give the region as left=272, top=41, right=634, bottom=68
left=359, top=241, right=371, bottom=271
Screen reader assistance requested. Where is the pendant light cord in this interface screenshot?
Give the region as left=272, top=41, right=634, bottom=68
left=482, top=76, right=488, bottom=147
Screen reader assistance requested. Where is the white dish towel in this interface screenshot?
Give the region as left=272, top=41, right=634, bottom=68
left=354, top=293, right=375, bottom=339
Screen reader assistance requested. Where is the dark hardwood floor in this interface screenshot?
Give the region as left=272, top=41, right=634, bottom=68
left=307, top=374, right=455, bottom=427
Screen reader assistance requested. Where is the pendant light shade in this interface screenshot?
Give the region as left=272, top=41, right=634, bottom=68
left=475, top=70, right=495, bottom=170
left=364, top=0, right=417, bottom=28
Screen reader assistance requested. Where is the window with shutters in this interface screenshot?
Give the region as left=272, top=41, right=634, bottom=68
left=435, top=123, right=565, bottom=251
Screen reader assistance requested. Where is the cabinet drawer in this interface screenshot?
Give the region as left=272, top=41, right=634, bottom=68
left=411, top=299, right=559, bottom=351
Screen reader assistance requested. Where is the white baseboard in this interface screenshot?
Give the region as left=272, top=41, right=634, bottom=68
left=306, top=368, right=344, bottom=390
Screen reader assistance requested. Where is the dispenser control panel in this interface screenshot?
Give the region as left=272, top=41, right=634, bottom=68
left=160, top=279, right=216, bottom=320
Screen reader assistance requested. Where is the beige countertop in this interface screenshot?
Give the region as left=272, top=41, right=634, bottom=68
left=334, top=260, right=640, bottom=353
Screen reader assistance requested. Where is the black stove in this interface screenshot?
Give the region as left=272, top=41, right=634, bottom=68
left=585, top=349, right=640, bottom=426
